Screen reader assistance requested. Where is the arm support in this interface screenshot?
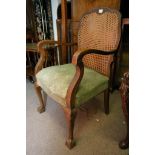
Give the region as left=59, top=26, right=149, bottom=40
left=66, top=49, right=117, bottom=108
left=72, top=49, right=117, bottom=65
left=35, top=40, right=59, bottom=75
left=35, top=40, right=77, bottom=75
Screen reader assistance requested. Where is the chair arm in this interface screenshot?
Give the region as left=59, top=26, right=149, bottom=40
left=66, top=49, right=117, bottom=109
left=37, top=40, right=60, bottom=52
left=35, top=40, right=77, bottom=75
left=35, top=40, right=59, bottom=75
left=72, top=49, right=117, bottom=65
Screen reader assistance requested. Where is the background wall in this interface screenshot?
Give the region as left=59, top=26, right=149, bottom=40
left=51, top=0, right=70, bottom=40
left=51, top=0, right=61, bottom=40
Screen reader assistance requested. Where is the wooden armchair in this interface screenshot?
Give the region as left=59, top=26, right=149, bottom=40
left=34, top=8, right=121, bottom=149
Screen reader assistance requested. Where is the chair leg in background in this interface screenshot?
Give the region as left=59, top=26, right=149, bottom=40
left=27, top=76, right=35, bottom=83
left=104, top=89, right=110, bottom=114
left=119, top=72, right=129, bottom=149
left=34, top=82, right=45, bottom=113
left=64, top=108, right=77, bottom=149
left=119, top=124, right=129, bottom=149
left=119, top=104, right=129, bottom=149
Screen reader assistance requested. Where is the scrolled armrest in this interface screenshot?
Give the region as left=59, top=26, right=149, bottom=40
left=66, top=48, right=117, bottom=109
left=35, top=40, right=59, bottom=75
left=37, top=40, right=60, bottom=52
left=72, top=49, right=117, bottom=65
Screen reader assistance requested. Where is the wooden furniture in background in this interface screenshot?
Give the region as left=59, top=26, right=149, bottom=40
left=115, top=18, right=129, bottom=88
left=61, top=0, right=68, bottom=64
left=116, top=0, right=129, bottom=88
left=26, top=29, right=58, bottom=83
left=26, top=43, right=38, bottom=83
left=26, top=0, right=38, bottom=41
left=26, top=0, right=55, bottom=82
left=56, top=1, right=72, bottom=63
left=26, top=29, right=38, bottom=83
left=119, top=72, right=129, bottom=149
left=26, top=42, right=58, bottom=83
left=34, top=8, right=122, bottom=149
left=56, top=19, right=78, bottom=63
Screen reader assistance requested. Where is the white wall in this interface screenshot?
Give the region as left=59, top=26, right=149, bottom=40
left=51, top=0, right=61, bottom=40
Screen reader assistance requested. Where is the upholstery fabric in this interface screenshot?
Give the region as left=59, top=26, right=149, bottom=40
left=36, top=64, right=109, bottom=107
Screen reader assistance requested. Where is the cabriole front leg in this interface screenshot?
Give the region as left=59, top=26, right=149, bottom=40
left=34, top=82, right=45, bottom=113
left=64, top=108, right=77, bottom=149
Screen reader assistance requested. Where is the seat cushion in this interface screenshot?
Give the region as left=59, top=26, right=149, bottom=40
left=36, top=64, right=109, bottom=107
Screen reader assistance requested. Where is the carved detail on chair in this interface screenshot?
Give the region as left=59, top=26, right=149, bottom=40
left=119, top=72, right=129, bottom=149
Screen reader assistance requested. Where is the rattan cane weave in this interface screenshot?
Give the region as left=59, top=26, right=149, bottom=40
left=78, top=8, right=121, bottom=76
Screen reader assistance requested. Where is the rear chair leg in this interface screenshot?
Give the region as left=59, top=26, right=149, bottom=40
left=64, top=108, right=77, bottom=149
left=34, top=82, right=45, bottom=113
left=104, top=88, right=110, bottom=114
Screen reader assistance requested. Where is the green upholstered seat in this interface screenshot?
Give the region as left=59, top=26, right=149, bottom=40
left=36, top=64, right=109, bottom=107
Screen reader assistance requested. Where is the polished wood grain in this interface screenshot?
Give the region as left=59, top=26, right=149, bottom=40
left=61, top=0, right=68, bottom=64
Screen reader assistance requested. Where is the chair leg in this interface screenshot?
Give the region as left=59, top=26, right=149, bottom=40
left=119, top=106, right=129, bottom=149
left=27, top=76, right=35, bottom=83
left=104, top=89, right=110, bottom=114
left=64, top=108, right=77, bottom=149
left=34, top=82, right=45, bottom=113
left=119, top=126, right=129, bottom=149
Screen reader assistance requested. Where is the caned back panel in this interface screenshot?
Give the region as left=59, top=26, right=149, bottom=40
left=78, top=8, right=121, bottom=76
